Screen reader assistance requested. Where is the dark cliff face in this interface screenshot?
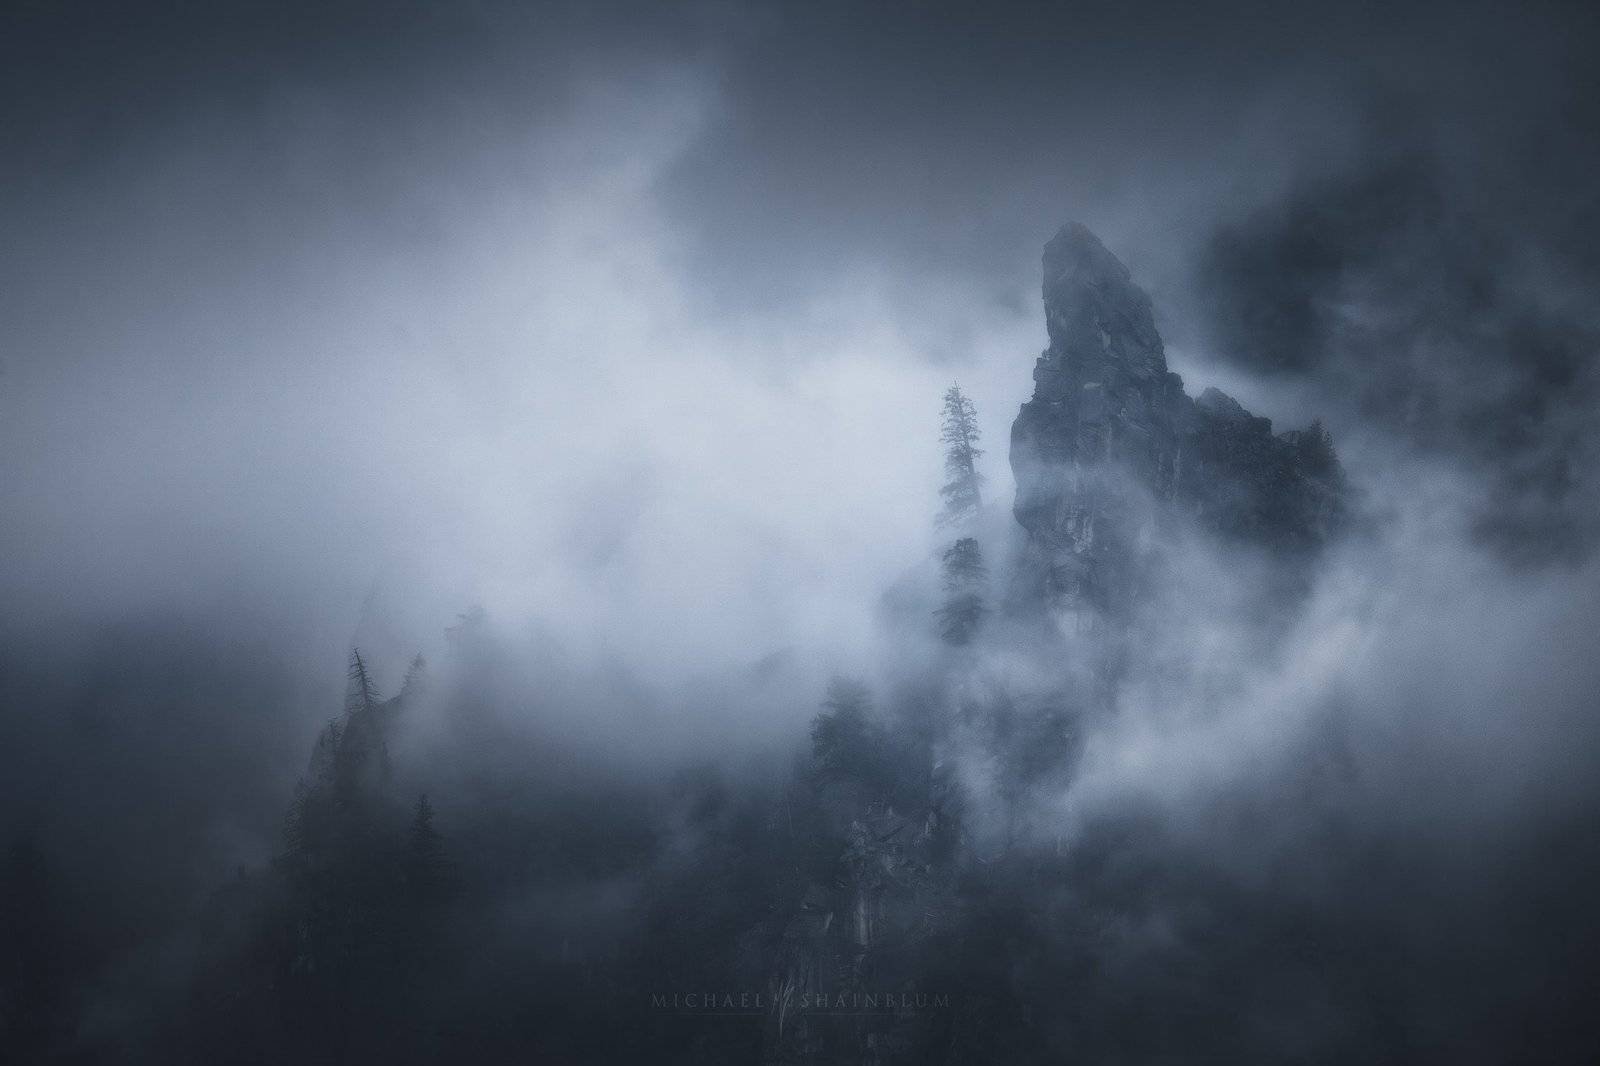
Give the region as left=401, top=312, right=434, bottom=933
left=1010, top=224, right=1344, bottom=614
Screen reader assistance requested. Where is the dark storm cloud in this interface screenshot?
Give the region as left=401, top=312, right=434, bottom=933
left=1194, top=88, right=1600, bottom=563
left=6, top=1, right=1592, bottom=327
left=650, top=1, right=1593, bottom=309
left=0, top=1, right=714, bottom=153
left=657, top=0, right=1362, bottom=310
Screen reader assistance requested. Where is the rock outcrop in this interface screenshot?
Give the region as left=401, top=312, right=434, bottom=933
left=1010, top=224, right=1343, bottom=615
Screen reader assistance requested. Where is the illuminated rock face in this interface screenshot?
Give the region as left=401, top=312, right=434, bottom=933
left=1010, top=224, right=1344, bottom=615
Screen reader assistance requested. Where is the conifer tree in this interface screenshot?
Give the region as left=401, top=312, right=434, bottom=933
left=337, top=648, right=391, bottom=797
left=810, top=677, right=877, bottom=782
left=937, top=537, right=987, bottom=645
left=345, top=649, right=381, bottom=717
left=939, top=384, right=984, bottom=526
left=405, top=794, right=449, bottom=903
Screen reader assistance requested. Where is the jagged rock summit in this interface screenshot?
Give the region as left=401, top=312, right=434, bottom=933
left=1010, top=224, right=1343, bottom=614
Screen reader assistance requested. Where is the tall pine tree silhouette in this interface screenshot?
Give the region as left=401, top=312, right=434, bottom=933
left=939, top=384, right=983, bottom=527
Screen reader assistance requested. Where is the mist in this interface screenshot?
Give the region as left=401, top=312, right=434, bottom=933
left=3, top=2, right=1598, bottom=1063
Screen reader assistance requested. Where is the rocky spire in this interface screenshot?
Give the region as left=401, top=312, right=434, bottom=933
left=1009, top=224, right=1344, bottom=616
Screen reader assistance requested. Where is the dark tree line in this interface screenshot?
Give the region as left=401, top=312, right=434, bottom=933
left=181, top=651, right=455, bottom=1065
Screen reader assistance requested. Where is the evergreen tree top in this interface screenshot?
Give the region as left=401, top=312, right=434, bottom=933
left=939, top=384, right=984, bottom=525
left=345, top=648, right=381, bottom=717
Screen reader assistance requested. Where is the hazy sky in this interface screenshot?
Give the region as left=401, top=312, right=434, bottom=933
left=3, top=0, right=1596, bottom=700
left=3, top=10, right=1599, bottom=1052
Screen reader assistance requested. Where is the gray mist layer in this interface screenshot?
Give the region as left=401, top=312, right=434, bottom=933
left=1, top=2, right=1598, bottom=1060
